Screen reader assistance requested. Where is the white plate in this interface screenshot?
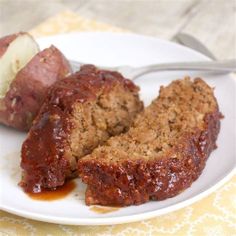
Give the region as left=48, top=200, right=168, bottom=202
left=0, top=32, right=235, bottom=225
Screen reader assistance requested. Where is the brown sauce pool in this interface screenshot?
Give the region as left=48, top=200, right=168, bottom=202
left=27, top=180, right=119, bottom=213
left=27, top=181, right=76, bottom=201
left=90, top=206, right=120, bottom=214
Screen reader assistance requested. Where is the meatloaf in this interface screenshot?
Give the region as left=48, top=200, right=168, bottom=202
left=20, top=65, right=143, bottom=193
left=78, top=77, right=222, bottom=206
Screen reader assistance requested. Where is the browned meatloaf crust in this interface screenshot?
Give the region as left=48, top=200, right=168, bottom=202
left=20, top=65, right=143, bottom=193
left=78, top=77, right=222, bottom=206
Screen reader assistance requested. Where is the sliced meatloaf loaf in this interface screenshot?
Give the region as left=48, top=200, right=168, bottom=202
left=78, top=77, right=222, bottom=206
left=20, top=65, right=143, bottom=193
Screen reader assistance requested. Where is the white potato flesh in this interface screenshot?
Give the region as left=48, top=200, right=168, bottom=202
left=0, top=34, right=39, bottom=98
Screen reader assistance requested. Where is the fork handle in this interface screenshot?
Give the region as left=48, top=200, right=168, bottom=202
left=69, top=59, right=236, bottom=79
left=124, top=59, right=236, bottom=79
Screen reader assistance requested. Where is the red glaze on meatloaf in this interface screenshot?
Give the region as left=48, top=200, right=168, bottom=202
left=20, top=65, right=143, bottom=193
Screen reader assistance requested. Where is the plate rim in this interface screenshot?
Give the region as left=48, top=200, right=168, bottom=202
left=36, top=31, right=211, bottom=62
left=1, top=170, right=235, bottom=225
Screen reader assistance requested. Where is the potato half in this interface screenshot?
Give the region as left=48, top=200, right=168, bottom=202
left=0, top=39, right=72, bottom=131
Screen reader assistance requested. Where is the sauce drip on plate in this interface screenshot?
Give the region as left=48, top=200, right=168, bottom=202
left=27, top=181, right=76, bottom=201
left=90, top=206, right=120, bottom=214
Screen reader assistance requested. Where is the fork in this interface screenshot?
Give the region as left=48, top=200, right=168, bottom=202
left=70, top=59, right=236, bottom=80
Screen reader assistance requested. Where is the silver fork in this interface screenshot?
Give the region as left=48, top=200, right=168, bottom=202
left=70, top=59, right=236, bottom=79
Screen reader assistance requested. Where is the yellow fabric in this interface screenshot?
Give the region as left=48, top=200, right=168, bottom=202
left=30, top=10, right=125, bottom=37
left=1, top=10, right=236, bottom=235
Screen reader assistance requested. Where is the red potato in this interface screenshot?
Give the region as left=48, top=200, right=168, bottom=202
left=0, top=39, right=72, bottom=131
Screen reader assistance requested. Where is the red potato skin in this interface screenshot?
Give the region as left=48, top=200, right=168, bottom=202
left=0, top=45, right=72, bottom=131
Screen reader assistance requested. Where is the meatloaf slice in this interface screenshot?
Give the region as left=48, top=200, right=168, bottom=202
left=78, top=77, right=222, bottom=206
left=20, top=65, right=143, bottom=193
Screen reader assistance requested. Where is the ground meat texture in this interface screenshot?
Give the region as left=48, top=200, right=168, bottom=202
left=20, top=65, right=143, bottom=193
left=78, top=77, right=222, bottom=206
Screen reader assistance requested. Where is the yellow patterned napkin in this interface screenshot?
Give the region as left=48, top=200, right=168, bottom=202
left=30, top=10, right=125, bottom=37
left=1, top=10, right=235, bottom=236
